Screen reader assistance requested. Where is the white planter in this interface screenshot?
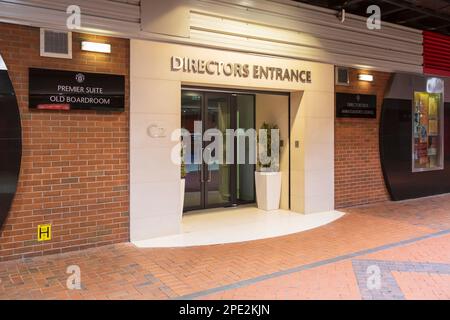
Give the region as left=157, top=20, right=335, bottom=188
left=179, top=179, right=185, bottom=222
left=255, top=172, right=282, bottom=211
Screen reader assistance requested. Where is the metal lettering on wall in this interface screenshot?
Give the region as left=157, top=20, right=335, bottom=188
left=29, top=68, right=125, bottom=111
left=171, top=56, right=312, bottom=83
left=0, top=54, right=22, bottom=231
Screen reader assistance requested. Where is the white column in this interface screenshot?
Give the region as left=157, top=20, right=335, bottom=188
left=130, top=77, right=182, bottom=241
left=290, top=90, right=335, bottom=213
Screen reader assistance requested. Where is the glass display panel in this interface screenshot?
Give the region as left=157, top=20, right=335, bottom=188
left=412, top=85, right=444, bottom=172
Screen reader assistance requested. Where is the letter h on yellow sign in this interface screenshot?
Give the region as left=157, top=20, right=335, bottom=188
left=37, top=224, right=51, bottom=241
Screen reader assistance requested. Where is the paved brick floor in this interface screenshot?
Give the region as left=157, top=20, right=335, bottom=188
left=1, top=194, right=450, bottom=299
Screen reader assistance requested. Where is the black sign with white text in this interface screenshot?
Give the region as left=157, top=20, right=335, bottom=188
left=336, top=93, right=377, bottom=118
left=29, top=68, right=125, bottom=111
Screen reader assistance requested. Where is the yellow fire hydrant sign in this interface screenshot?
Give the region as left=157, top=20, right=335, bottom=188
left=37, top=224, right=51, bottom=241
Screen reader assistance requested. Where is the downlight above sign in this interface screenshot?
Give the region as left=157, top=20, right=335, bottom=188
left=171, top=56, right=312, bottom=83
left=29, top=68, right=125, bottom=111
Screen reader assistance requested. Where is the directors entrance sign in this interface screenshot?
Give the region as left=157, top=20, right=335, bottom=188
left=171, top=56, right=312, bottom=84
left=29, top=68, right=125, bottom=111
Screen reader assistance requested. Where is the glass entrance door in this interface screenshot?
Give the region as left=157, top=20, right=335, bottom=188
left=181, top=91, right=202, bottom=210
left=204, top=93, right=232, bottom=208
left=181, top=89, right=255, bottom=212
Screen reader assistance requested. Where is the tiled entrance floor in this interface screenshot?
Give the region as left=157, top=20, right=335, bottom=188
left=133, top=206, right=344, bottom=247
left=2, top=194, right=450, bottom=299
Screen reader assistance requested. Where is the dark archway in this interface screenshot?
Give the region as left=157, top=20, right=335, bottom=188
left=0, top=54, right=21, bottom=230
left=379, top=73, right=450, bottom=200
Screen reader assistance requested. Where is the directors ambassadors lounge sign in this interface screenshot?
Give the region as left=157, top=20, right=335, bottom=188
left=171, top=56, right=312, bottom=83
left=29, top=68, right=125, bottom=111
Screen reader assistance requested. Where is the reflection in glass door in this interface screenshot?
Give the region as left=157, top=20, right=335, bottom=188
left=236, top=94, right=255, bottom=204
left=181, top=89, right=255, bottom=212
left=181, top=92, right=202, bottom=210
left=205, top=93, right=232, bottom=208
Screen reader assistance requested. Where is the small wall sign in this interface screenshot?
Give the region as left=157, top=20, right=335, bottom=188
left=37, top=224, right=52, bottom=241
left=147, top=124, right=167, bottom=138
left=29, top=68, right=125, bottom=111
left=336, top=93, right=377, bottom=118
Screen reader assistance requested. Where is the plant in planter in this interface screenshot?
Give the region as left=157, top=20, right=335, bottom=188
left=257, top=122, right=280, bottom=172
left=180, top=142, right=186, bottom=219
left=255, top=122, right=282, bottom=211
left=181, top=142, right=187, bottom=179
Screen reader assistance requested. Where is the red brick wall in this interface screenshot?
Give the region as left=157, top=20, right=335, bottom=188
left=335, top=69, right=391, bottom=208
left=0, top=22, right=129, bottom=261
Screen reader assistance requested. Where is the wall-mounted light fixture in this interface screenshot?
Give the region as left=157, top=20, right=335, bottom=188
left=358, top=74, right=374, bottom=82
left=81, top=41, right=111, bottom=53
left=426, top=77, right=444, bottom=94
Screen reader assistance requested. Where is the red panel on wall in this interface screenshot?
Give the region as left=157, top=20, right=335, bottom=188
left=423, top=31, right=450, bottom=77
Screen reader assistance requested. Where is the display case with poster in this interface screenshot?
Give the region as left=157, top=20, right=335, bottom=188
left=412, top=80, right=444, bottom=172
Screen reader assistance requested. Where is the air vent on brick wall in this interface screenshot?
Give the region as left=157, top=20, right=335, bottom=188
left=40, top=29, right=72, bottom=59
left=335, top=66, right=349, bottom=86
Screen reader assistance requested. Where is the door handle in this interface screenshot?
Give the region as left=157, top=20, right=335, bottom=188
left=200, top=164, right=204, bottom=183
left=204, top=147, right=213, bottom=183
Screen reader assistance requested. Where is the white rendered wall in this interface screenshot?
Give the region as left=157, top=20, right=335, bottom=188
left=130, top=39, right=334, bottom=241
